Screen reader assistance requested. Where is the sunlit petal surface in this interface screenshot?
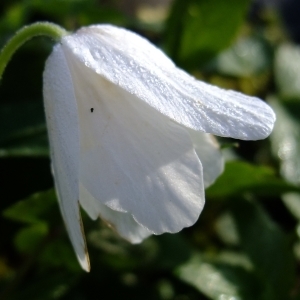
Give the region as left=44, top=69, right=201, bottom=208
left=62, top=52, right=205, bottom=234
left=62, top=25, right=275, bottom=140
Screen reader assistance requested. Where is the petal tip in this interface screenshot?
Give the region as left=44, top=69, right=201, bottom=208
left=78, top=254, right=91, bottom=272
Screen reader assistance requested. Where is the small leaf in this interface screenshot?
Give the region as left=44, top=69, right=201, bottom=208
left=14, top=223, right=48, bottom=254
left=3, top=189, right=57, bottom=224
left=39, top=239, right=82, bottom=272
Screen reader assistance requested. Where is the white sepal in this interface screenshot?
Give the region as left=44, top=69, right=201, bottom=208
left=62, top=25, right=275, bottom=140
left=43, top=45, right=90, bottom=272
left=62, top=54, right=205, bottom=234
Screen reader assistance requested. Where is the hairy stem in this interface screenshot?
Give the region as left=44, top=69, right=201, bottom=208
left=0, top=22, right=68, bottom=79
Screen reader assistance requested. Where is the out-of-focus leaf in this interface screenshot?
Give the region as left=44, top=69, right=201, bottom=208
left=282, top=192, right=300, bottom=220
left=39, top=239, right=82, bottom=272
left=0, top=130, right=49, bottom=157
left=231, top=199, right=295, bottom=300
left=14, top=223, right=48, bottom=254
left=26, top=0, right=127, bottom=28
left=157, top=279, right=174, bottom=300
left=0, top=3, right=26, bottom=33
left=206, top=161, right=299, bottom=199
left=217, top=251, right=253, bottom=271
left=275, top=44, right=300, bottom=100
left=211, top=36, right=271, bottom=76
left=88, top=228, right=159, bottom=270
left=269, top=97, right=300, bottom=185
left=2, top=189, right=79, bottom=271
left=176, top=254, right=261, bottom=300
left=293, top=239, right=300, bottom=261
left=135, top=4, right=169, bottom=32
left=0, top=101, right=49, bottom=157
left=3, top=189, right=56, bottom=224
left=165, top=0, right=251, bottom=68
left=215, top=212, right=240, bottom=246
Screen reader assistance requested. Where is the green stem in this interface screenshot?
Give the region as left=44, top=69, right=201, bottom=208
left=0, top=22, right=68, bottom=80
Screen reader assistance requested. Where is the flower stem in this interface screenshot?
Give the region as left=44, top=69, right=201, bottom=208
left=0, top=22, right=68, bottom=80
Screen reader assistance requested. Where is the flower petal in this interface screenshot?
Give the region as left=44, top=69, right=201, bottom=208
left=79, top=184, right=152, bottom=243
left=188, top=131, right=224, bottom=188
left=43, top=45, right=90, bottom=272
left=62, top=25, right=275, bottom=140
left=62, top=52, right=205, bottom=235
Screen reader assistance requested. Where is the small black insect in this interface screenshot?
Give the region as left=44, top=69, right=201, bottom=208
left=90, top=108, right=94, bottom=113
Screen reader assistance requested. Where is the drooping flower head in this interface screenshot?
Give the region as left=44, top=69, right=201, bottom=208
left=43, top=25, right=275, bottom=271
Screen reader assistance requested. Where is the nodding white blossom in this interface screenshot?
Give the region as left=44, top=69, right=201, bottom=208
left=43, top=24, right=276, bottom=271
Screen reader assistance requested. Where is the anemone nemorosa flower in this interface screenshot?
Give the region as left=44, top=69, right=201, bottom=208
left=43, top=24, right=275, bottom=271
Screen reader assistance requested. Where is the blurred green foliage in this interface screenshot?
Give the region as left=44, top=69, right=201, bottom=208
left=1, top=0, right=300, bottom=299
left=165, top=0, right=251, bottom=68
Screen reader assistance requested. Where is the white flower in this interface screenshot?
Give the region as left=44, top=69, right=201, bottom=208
left=43, top=25, right=275, bottom=271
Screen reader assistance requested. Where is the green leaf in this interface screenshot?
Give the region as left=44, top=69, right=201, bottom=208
left=275, top=44, right=300, bottom=100
left=0, top=3, right=27, bottom=33
left=269, top=97, right=300, bottom=185
left=231, top=199, right=295, bottom=300
left=176, top=254, right=261, bottom=300
left=206, top=161, right=299, bottom=199
left=39, top=239, right=82, bottom=272
left=14, top=223, right=48, bottom=254
left=3, top=189, right=57, bottom=224
left=165, top=0, right=251, bottom=68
